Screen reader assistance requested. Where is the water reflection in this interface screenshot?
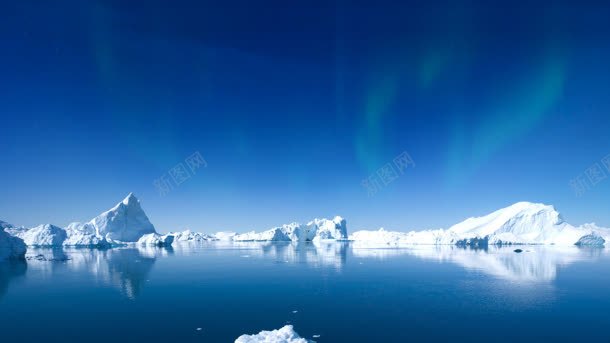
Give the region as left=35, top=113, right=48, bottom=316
left=173, top=241, right=349, bottom=269
left=25, top=247, right=172, bottom=299
left=0, top=260, right=27, bottom=301
left=352, top=245, right=609, bottom=282
left=12, top=242, right=610, bottom=301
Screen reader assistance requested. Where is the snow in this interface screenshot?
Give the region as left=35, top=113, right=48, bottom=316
left=350, top=202, right=610, bottom=247
left=0, top=222, right=26, bottom=260
left=235, top=325, right=313, bottom=343
left=233, top=216, right=348, bottom=242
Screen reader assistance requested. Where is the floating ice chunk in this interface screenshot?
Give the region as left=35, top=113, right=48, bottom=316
left=575, top=233, right=605, bottom=247
left=137, top=233, right=174, bottom=247
left=235, top=325, right=313, bottom=343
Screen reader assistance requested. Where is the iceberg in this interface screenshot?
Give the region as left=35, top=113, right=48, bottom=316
left=63, top=223, right=111, bottom=248
left=86, top=193, right=156, bottom=242
left=233, top=216, right=348, bottom=242
left=7, top=224, right=67, bottom=247
left=137, top=233, right=174, bottom=247
left=234, top=228, right=291, bottom=242
left=213, top=231, right=237, bottom=241
left=170, top=230, right=217, bottom=242
left=0, top=221, right=26, bottom=260
left=235, top=325, right=313, bottom=343
left=350, top=202, right=610, bottom=247
left=5, top=193, right=171, bottom=248
left=575, top=233, right=605, bottom=247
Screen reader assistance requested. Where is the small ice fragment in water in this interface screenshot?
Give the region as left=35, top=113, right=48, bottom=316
left=313, top=334, right=321, bottom=338
left=292, top=310, right=298, bottom=313
left=196, top=328, right=202, bottom=331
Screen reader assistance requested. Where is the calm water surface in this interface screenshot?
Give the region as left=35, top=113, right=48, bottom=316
left=1, top=242, right=610, bottom=342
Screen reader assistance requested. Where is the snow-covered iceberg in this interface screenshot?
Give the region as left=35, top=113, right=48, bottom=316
left=0, top=221, right=26, bottom=260
left=63, top=223, right=112, bottom=248
left=5, top=193, right=171, bottom=248
left=213, top=231, right=237, bottom=241
left=169, top=230, right=218, bottom=243
left=350, top=202, right=610, bottom=247
left=235, top=325, right=313, bottom=343
left=84, top=193, right=156, bottom=242
left=233, top=216, right=348, bottom=242
left=6, top=224, right=67, bottom=247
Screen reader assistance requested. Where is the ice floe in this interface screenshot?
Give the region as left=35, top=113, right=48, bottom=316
left=235, top=325, right=313, bottom=343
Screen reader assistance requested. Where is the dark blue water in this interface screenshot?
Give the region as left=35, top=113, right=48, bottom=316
left=1, top=243, right=610, bottom=342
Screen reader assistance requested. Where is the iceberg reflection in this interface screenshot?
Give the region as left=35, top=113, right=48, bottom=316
left=352, top=245, right=608, bottom=282
left=25, top=246, right=171, bottom=299
left=0, top=260, right=27, bottom=301
left=172, top=241, right=349, bottom=269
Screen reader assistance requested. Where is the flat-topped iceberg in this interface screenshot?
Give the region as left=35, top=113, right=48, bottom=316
left=235, top=325, right=313, bottom=343
left=350, top=202, right=610, bottom=247
left=4, top=193, right=172, bottom=248
left=0, top=221, right=26, bottom=260
left=233, top=216, right=348, bottom=242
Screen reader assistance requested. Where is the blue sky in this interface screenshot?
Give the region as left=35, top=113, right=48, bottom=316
left=1, top=1, right=610, bottom=233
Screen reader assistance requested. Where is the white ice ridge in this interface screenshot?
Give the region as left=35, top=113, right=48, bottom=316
left=4, top=193, right=172, bottom=248
left=350, top=202, right=610, bottom=247
left=235, top=325, right=313, bottom=343
left=0, top=221, right=26, bottom=261
left=168, top=229, right=218, bottom=242
left=232, top=216, right=348, bottom=242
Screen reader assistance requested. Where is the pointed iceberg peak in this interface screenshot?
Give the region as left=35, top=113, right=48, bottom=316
left=333, top=215, right=345, bottom=223
left=122, top=192, right=139, bottom=206
left=88, top=193, right=157, bottom=242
